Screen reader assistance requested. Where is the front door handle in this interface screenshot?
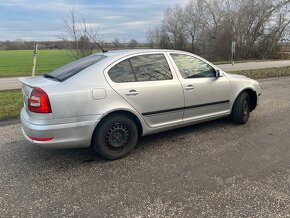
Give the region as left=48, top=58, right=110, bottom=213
left=125, top=90, right=139, bottom=96
left=185, top=85, right=194, bottom=91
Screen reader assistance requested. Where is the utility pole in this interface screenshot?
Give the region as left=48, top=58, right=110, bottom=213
left=231, top=41, right=236, bottom=66
left=32, top=43, right=38, bottom=77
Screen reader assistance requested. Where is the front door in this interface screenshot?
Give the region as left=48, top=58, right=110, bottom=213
left=170, top=53, right=231, bottom=123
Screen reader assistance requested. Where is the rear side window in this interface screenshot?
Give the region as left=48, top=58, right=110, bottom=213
left=108, top=54, right=173, bottom=83
left=46, top=54, right=106, bottom=81
left=108, top=59, right=136, bottom=83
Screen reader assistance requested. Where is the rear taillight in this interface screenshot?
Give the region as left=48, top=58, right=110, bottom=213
left=28, top=87, right=52, bottom=113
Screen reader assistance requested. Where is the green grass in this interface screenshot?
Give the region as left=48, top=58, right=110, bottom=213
left=0, top=89, right=22, bottom=121
left=229, top=66, right=290, bottom=79
left=0, top=50, right=73, bottom=78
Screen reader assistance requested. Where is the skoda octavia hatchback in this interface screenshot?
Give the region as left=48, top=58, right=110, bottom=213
left=20, top=49, right=261, bottom=159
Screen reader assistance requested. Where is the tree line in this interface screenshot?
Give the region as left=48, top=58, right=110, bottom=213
left=147, top=0, right=290, bottom=61
left=0, top=40, right=143, bottom=51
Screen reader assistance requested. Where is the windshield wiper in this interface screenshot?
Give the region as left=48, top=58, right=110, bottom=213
left=43, top=74, right=61, bottom=82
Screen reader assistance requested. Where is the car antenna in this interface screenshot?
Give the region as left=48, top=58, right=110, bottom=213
left=92, top=38, right=107, bottom=53
left=96, top=41, right=107, bottom=53
left=85, top=32, right=107, bottom=53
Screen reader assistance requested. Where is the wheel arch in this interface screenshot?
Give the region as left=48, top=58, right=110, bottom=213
left=232, top=88, right=257, bottom=113
left=91, top=110, right=143, bottom=146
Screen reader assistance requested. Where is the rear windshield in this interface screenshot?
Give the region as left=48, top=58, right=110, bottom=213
left=45, top=54, right=106, bottom=81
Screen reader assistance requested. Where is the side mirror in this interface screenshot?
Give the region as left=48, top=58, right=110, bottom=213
left=216, top=69, right=223, bottom=78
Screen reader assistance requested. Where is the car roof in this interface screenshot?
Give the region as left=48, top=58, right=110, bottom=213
left=100, top=49, right=181, bottom=58
left=87, top=49, right=206, bottom=72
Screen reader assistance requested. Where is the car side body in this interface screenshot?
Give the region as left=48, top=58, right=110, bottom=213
left=19, top=49, right=261, bottom=159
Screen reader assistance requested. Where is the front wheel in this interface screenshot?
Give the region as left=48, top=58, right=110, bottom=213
left=231, top=92, right=250, bottom=124
left=92, top=114, right=138, bottom=160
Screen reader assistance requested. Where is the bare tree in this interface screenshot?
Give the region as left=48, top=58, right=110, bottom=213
left=128, top=39, right=138, bottom=48
left=58, top=9, right=102, bottom=60
left=162, top=4, right=187, bottom=49
left=148, top=0, right=290, bottom=60
left=146, top=26, right=170, bottom=48
left=112, top=38, right=121, bottom=48
left=184, top=0, right=208, bottom=52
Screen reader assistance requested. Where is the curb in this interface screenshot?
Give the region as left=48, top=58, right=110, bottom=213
left=0, top=118, right=21, bottom=127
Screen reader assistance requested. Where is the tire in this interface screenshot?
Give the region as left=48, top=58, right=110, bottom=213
left=92, top=114, right=138, bottom=160
left=231, top=92, right=250, bottom=124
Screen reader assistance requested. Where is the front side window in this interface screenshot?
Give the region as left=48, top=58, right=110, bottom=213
left=108, top=54, right=173, bottom=83
left=171, top=54, right=216, bottom=79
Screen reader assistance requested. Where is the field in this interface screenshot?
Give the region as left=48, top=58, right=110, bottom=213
left=0, top=50, right=73, bottom=78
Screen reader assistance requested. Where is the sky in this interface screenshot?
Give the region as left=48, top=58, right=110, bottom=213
left=0, top=0, right=188, bottom=42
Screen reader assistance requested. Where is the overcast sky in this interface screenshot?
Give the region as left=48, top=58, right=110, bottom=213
left=0, top=0, right=188, bottom=42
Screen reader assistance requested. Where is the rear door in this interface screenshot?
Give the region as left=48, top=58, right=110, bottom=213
left=105, top=53, right=184, bottom=128
left=169, top=53, right=231, bottom=123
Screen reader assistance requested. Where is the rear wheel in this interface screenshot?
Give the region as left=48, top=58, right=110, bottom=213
left=92, top=114, right=138, bottom=160
left=231, top=92, right=250, bottom=124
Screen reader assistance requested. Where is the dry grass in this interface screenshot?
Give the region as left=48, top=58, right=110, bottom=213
left=229, top=66, right=290, bottom=79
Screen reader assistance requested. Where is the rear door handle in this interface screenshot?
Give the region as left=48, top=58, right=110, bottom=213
left=185, top=85, right=194, bottom=91
left=125, top=90, right=139, bottom=96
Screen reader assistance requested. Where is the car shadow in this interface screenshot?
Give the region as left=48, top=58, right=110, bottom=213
left=135, top=117, right=234, bottom=152
left=14, top=117, right=235, bottom=168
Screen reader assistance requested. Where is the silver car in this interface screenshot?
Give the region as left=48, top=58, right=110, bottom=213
left=20, top=49, right=261, bottom=159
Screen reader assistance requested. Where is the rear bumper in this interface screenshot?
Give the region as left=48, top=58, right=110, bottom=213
left=20, top=109, right=101, bottom=149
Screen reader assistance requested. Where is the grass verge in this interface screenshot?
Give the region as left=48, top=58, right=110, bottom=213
left=229, top=66, right=290, bottom=79
left=0, top=89, right=22, bottom=122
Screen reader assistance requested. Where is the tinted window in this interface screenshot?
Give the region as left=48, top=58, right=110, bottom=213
left=46, top=54, right=106, bottom=81
left=108, top=54, right=173, bottom=83
left=171, top=54, right=216, bottom=79
left=130, top=54, right=173, bottom=81
left=108, top=59, right=136, bottom=83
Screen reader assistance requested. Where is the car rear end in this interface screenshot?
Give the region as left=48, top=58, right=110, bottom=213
left=20, top=76, right=98, bottom=148
left=20, top=54, right=107, bottom=148
left=21, top=81, right=53, bottom=143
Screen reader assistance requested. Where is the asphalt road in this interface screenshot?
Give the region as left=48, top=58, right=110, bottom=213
left=1, top=77, right=290, bottom=217
left=1, top=60, right=290, bottom=91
